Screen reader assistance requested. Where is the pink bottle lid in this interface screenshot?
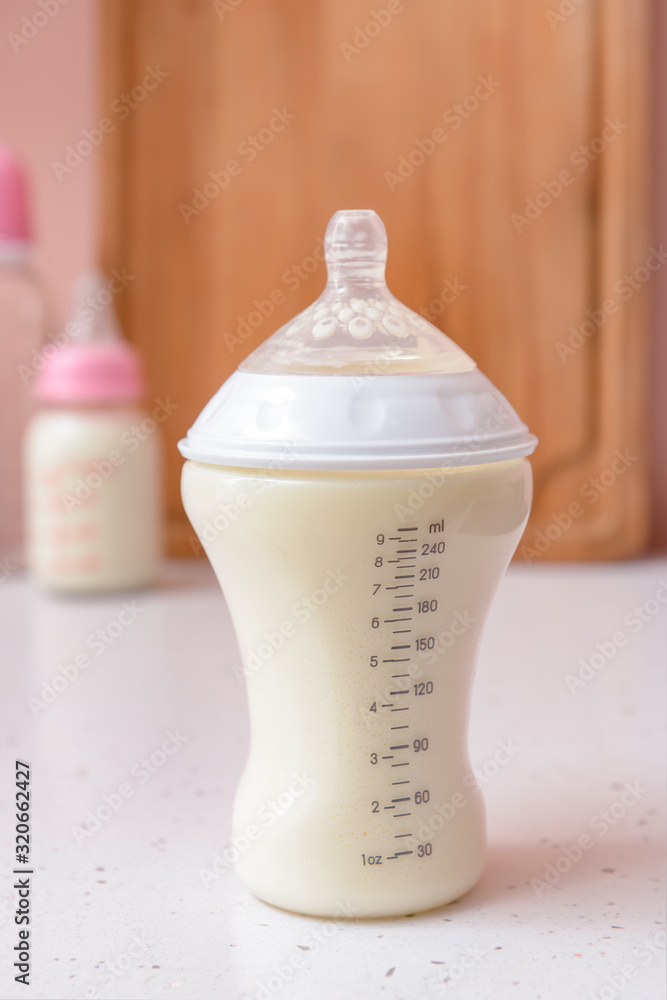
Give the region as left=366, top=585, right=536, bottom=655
left=0, top=145, right=31, bottom=245
left=35, top=341, right=146, bottom=404
left=34, top=270, right=147, bottom=404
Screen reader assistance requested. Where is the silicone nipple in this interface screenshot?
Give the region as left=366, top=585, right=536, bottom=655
left=240, top=210, right=476, bottom=376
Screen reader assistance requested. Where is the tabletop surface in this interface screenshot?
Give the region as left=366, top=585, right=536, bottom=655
left=0, top=558, right=665, bottom=1000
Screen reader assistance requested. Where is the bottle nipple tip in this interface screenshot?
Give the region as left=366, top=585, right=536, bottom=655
left=325, top=209, right=387, bottom=265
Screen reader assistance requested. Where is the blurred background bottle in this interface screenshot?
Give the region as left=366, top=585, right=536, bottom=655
left=23, top=271, right=162, bottom=592
left=0, top=144, right=48, bottom=569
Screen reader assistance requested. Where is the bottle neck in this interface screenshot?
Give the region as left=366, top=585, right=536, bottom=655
left=0, top=241, right=32, bottom=265
left=325, top=262, right=387, bottom=292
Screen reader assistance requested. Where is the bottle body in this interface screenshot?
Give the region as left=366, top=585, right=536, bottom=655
left=0, top=259, right=46, bottom=564
left=24, top=403, right=162, bottom=592
left=182, top=457, right=532, bottom=917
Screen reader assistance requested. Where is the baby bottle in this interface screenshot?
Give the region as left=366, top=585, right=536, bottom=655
left=180, top=210, right=537, bottom=918
left=24, top=271, right=162, bottom=592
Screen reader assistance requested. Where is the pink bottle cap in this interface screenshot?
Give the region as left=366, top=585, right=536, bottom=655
left=0, top=145, right=30, bottom=244
left=35, top=342, right=146, bottom=404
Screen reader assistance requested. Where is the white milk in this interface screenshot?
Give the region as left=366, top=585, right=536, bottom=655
left=182, top=456, right=532, bottom=917
left=24, top=406, right=161, bottom=592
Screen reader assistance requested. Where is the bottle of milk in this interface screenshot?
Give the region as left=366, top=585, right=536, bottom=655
left=180, top=210, right=537, bottom=918
left=24, top=271, right=162, bottom=592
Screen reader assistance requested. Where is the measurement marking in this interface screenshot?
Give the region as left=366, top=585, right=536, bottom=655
left=397, top=527, right=418, bottom=532
left=393, top=630, right=412, bottom=634
left=390, top=673, right=409, bottom=678
left=383, top=658, right=409, bottom=663
left=392, top=780, right=410, bottom=785
left=381, top=703, right=393, bottom=708
left=383, top=805, right=396, bottom=810
left=386, top=855, right=398, bottom=860
left=386, top=586, right=413, bottom=591
left=397, top=549, right=417, bottom=554
left=384, top=618, right=412, bottom=624
left=390, top=744, right=409, bottom=750
left=388, top=537, right=402, bottom=541
left=394, top=574, right=415, bottom=580
left=392, top=797, right=410, bottom=803
left=394, top=850, right=414, bottom=856
left=390, top=707, right=409, bottom=712
left=389, top=690, right=409, bottom=695
left=394, top=833, right=412, bottom=838
left=392, top=608, right=413, bottom=613
left=394, top=812, right=412, bottom=818
left=391, top=645, right=410, bottom=650
left=382, top=755, right=394, bottom=760
left=390, top=725, right=409, bottom=730
left=391, top=762, right=410, bottom=767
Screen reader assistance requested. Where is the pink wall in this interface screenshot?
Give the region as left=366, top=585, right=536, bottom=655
left=0, top=0, right=99, bottom=328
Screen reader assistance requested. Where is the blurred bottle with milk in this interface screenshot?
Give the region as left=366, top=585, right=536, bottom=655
left=23, top=271, right=163, bottom=592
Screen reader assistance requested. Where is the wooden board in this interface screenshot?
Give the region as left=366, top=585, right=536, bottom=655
left=99, top=0, right=650, bottom=559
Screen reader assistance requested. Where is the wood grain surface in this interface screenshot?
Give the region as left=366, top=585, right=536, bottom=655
left=99, top=0, right=650, bottom=559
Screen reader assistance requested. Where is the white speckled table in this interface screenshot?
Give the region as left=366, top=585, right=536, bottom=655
left=0, top=559, right=665, bottom=1000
